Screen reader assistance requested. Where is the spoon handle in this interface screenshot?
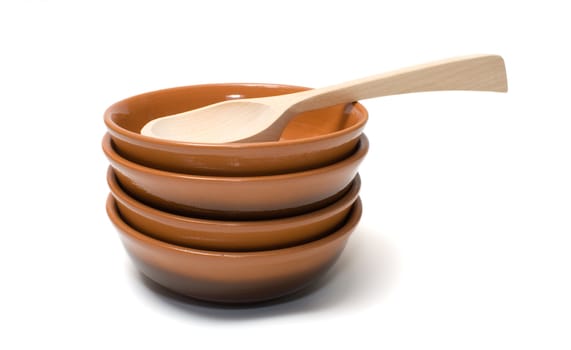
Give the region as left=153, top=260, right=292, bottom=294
left=285, top=54, right=507, bottom=113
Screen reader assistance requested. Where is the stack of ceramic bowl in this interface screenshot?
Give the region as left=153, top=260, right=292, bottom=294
left=103, top=83, right=368, bottom=304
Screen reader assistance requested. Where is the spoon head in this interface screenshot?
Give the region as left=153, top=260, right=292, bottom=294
left=141, top=99, right=286, bottom=143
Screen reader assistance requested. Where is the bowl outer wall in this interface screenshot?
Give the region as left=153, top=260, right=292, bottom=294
left=106, top=194, right=362, bottom=303
left=102, top=132, right=368, bottom=220
left=108, top=166, right=361, bottom=251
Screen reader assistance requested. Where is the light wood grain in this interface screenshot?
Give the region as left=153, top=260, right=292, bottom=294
left=141, top=54, right=507, bottom=143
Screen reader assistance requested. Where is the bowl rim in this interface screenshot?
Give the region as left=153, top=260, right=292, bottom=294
left=106, top=194, right=362, bottom=257
left=108, top=166, right=361, bottom=227
left=102, top=132, right=369, bottom=181
left=103, top=82, right=368, bottom=149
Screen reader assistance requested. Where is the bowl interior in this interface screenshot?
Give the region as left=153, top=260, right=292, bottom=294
left=107, top=84, right=366, bottom=141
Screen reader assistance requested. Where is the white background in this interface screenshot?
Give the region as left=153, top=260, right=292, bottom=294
left=1, top=1, right=570, bottom=349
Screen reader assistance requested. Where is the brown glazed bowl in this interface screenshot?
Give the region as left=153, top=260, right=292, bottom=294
left=107, top=166, right=361, bottom=251
left=103, top=83, right=367, bottom=176
left=102, top=133, right=368, bottom=220
left=106, top=194, right=362, bottom=303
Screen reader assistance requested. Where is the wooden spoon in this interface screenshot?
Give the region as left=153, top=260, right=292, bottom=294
left=141, top=54, right=507, bottom=143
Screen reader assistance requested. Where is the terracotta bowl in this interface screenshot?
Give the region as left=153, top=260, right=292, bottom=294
left=107, top=166, right=360, bottom=251
left=102, top=133, right=368, bottom=220
left=103, top=83, right=367, bottom=176
left=106, top=194, right=362, bottom=304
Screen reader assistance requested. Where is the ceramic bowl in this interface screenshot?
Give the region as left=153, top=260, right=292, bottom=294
left=107, top=166, right=360, bottom=251
left=102, top=133, right=368, bottom=220
left=106, top=194, right=362, bottom=303
left=104, top=83, right=367, bottom=176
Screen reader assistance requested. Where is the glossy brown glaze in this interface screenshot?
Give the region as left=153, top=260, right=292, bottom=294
left=102, top=133, right=368, bottom=220
left=107, top=166, right=360, bottom=251
left=106, top=194, right=362, bottom=303
left=104, top=83, right=367, bottom=176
